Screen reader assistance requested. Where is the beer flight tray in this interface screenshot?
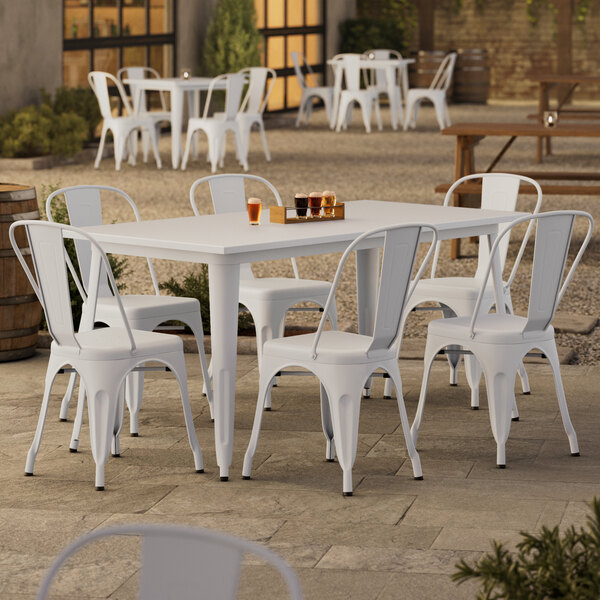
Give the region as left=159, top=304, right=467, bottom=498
left=270, top=203, right=345, bottom=224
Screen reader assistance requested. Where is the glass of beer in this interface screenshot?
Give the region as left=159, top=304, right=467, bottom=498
left=322, top=190, right=336, bottom=217
left=294, top=193, right=308, bottom=218
left=247, top=197, right=261, bottom=225
left=308, top=191, right=322, bottom=217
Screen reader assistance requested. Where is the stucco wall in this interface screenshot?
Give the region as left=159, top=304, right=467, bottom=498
left=0, top=0, right=63, bottom=114
left=177, top=0, right=216, bottom=75
left=325, top=0, right=356, bottom=85
left=426, top=0, right=600, bottom=102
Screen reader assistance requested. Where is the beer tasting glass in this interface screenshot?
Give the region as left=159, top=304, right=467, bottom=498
left=308, top=191, right=322, bottom=217
left=247, top=197, right=261, bottom=225
left=295, top=193, right=308, bottom=218
left=322, top=190, right=336, bottom=217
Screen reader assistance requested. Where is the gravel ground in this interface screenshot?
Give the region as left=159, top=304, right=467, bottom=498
left=3, top=102, right=599, bottom=363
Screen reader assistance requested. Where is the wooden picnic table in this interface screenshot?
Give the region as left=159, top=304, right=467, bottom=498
left=439, top=121, right=600, bottom=257
left=532, top=74, right=600, bottom=162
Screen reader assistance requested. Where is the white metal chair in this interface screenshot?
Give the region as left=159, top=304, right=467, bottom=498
left=181, top=73, right=248, bottom=173
left=362, top=48, right=405, bottom=124
left=412, top=210, right=594, bottom=468
left=236, top=67, right=276, bottom=161
left=334, top=54, right=383, bottom=133
left=383, top=173, right=543, bottom=408
left=117, top=66, right=172, bottom=161
left=88, top=71, right=162, bottom=170
left=46, top=185, right=212, bottom=447
left=10, top=221, right=203, bottom=491
left=404, top=51, right=457, bottom=131
left=190, top=174, right=338, bottom=409
left=242, top=223, right=439, bottom=496
left=291, top=51, right=334, bottom=127
left=36, top=524, right=302, bottom=599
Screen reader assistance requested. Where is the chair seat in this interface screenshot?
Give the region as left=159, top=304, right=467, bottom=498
left=264, top=330, right=386, bottom=365
left=97, top=295, right=201, bottom=321
left=139, top=110, right=171, bottom=122
left=428, top=314, right=555, bottom=345
left=413, top=277, right=496, bottom=302
left=240, top=278, right=331, bottom=302
left=53, top=326, right=182, bottom=361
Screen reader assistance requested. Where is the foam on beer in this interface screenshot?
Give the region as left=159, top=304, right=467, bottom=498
left=248, top=197, right=261, bottom=204
left=322, top=190, right=335, bottom=196
left=295, top=193, right=308, bottom=198
left=308, top=191, right=321, bottom=197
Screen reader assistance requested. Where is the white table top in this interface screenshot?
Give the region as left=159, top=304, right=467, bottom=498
left=123, top=76, right=223, bottom=91
left=82, top=200, right=523, bottom=264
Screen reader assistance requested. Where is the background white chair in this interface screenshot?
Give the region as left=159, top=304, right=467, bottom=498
left=404, top=51, right=457, bottom=131
left=334, top=54, right=382, bottom=133
left=88, top=71, right=162, bottom=170
left=36, top=524, right=302, bottom=599
left=384, top=173, right=543, bottom=408
left=362, top=48, right=405, bottom=125
left=117, top=66, right=172, bottom=160
left=10, top=220, right=203, bottom=491
left=291, top=51, right=334, bottom=127
left=190, top=174, right=338, bottom=409
left=236, top=66, right=276, bottom=161
left=412, top=210, right=594, bottom=468
left=181, top=72, right=248, bottom=173
left=46, top=185, right=212, bottom=447
left=242, top=223, right=439, bottom=496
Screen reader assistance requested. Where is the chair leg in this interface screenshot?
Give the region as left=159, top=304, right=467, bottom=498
left=544, top=341, right=579, bottom=456
left=25, top=361, right=60, bottom=475
left=124, top=371, right=144, bottom=436
left=258, top=121, right=271, bottom=162
left=95, top=127, right=107, bottom=168
left=373, top=98, right=383, bottom=131
left=433, top=97, right=448, bottom=131
left=70, top=382, right=87, bottom=452
left=359, top=100, right=372, bottom=134
left=146, top=126, right=162, bottom=169
left=410, top=337, right=439, bottom=446
left=186, top=318, right=213, bottom=420
left=58, top=372, right=78, bottom=421
left=113, top=132, right=126, bottom=171
left=181, top=129, right=194, bottom=170
left=234, top=128, right=249, bottom=171
left=320, top=383, right=335, bottom=461
left=463, top=354, right=482, bottom=409
left=111, top=385, right=125, bottom=457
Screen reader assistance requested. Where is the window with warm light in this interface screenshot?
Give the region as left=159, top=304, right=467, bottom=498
left=255, top=0, right=325, bottom=111
left=63, top=0, right=175, bottom=88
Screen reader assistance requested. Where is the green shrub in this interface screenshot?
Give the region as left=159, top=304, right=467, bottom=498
left=159, top=265, right=254, bottom=334
left=453, top=497, right=600, bottom=599
left=39, top=184, right=129, bottom=331
left=339, top=18, right=409, bottom=55
left=41, top=86, right=101, bottom=142
left=202, top=0, right=262, bottom=76
left=0, top=103, right=87, bottom=158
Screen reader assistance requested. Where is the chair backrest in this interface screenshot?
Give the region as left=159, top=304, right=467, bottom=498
left=117, top=66, right=167, bottom=112
left=46, top=185, right=160, bottom=298
left=203, top=73, right=246, bottom=121
left=189, top=174, right=295, bottom=280
left=238, top=67, right=276, bottom=115
left=88, top=71, right=133, bottom=119
left=363, top=49, right=402, bottom=89
left=469, top=210, right=594, bottom=338
left=9, top=221, right=134, bottom=351
left=430, top=52, right=457, bottom=91
left=337, top=54, right=363, bottom=92
left=291, top=51, right=310, bottom=89
left=35, top=524, right=303, bottom=600
left=434, top=173, right=543, bottom=289
left=312, top=223, right=439, bottom=359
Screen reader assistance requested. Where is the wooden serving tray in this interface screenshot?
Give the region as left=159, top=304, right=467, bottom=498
left=270, top=203, right=345, bottom=224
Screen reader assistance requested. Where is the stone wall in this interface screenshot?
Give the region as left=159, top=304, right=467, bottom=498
left=413, top=0, right=600, bottom=102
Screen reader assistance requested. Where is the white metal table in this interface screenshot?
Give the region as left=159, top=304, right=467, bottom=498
left=124, top=76, right=226, bottom=169
left=81, top=200, right=523, bottom=480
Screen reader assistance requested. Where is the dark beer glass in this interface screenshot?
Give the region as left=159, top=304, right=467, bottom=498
left=294, top=193, right=308, bottom=218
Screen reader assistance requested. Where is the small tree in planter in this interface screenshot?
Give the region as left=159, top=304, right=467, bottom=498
left=453, top=497, right=600, bottom=599
left=202, top=0, right=261, bottom=77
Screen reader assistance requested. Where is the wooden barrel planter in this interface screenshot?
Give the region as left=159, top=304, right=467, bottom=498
left=452, top=49, right=490, bottom=104
left=0, top=184, right=42, bottom=361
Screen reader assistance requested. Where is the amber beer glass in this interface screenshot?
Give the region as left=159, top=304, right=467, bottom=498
left=322, top=190, right=336, bottom=217
left=294, top=193, right=308, bottom=218
left=247, top=197, right=261, bottom=225
left=308, top=191, right=322, bottom=217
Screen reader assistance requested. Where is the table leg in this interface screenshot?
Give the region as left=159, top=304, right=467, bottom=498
left=170, top=86, right=184, bottom=169
left=208, top=262, right=241, bottom=481
left=330, top=64, right=343, bottom=130
left=450, top=135, right=474, bottom=259
left=537, top=82, right=549, bottom=163
left=386, top=66, right=399, bottom=130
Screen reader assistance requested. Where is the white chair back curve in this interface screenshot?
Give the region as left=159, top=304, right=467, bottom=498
left=469, top=210, right=594, bottom=338
left=88, top=71, right=133, bottom=119
left=434, top=173, right=543, bottom=286
left=338, top=54, right=363, bottom=91
left=117, top=66, right=167, bottom=112
left=36, top=524, right=303, bottom=600
left=291, top=51, right=310, bottom=89
left=189, top=174, right=292, bottom=279
left=430, top=52, right=457, bottom=91
left=239, top=67, right=276, bottom=114
left=46, top=185, right=160, bottom=298
left=312, top=223, right=439, bottom=359
left=9, top=220, right=134, bottom=352
left=204, top=73, right=246, bottom=121
left=363, top=49, right=402, bottom=88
